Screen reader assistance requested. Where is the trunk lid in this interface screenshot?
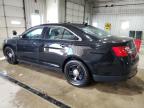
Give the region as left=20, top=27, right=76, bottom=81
left=97, top=36, right=137, bottom=59
left=99, top=36, right=132, bottom=44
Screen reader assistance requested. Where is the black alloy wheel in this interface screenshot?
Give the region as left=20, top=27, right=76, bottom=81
left=64, top=60, right=91, bottom=87
left=4, top=47, right=18, bottom=64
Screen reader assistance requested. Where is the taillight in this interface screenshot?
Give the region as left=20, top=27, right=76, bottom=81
left=112, top=46, right=129, bottom=57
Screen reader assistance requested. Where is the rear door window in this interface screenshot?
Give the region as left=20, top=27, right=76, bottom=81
left=45, top=26, right=79, bottom=41
left=62, top=29, right=79, bottom=40
left=46, top=27, right=64, bottom=40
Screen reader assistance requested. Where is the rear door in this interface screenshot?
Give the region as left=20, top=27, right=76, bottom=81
left=39, top=26, right=80, bottom=67
left=17, top=27, right=44, bottom=62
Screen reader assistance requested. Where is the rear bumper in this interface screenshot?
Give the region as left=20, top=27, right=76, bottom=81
left=92, top=68, right=137, bottom=82
left=87, top=54, right=139, bottom=82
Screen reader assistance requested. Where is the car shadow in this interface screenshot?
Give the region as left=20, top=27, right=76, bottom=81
left=86, top=76, right=144, bottom=96
left=18, top=62, right=65, bottom=79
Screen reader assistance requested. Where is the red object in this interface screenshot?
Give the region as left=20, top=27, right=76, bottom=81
left=134, top=39, right=142, bottom=52
left=112, top=46, right=129, bottom=57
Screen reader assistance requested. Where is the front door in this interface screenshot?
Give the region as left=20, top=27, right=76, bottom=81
left=17, top=27, right=44, bottom=62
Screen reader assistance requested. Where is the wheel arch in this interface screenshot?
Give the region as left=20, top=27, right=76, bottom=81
left=3, top=44, right=16, bottom=55
left=62, top=56, right=92, bottom=75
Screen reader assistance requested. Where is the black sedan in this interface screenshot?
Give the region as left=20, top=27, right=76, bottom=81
left=3, top=23, right=139, bottom=86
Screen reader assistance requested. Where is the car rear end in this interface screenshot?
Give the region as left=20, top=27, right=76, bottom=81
left=92, top=38, right=139, bottom=82
left=71, top=24, right=139, bottom=82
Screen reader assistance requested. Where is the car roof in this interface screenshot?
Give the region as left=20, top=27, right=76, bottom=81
left=38, top=23, right=88, bottom=28
left=24, top=23, right=88, bottom=34
left=23, top=23, right=89, bottom=40
left=21, top=23, right=97, bottom=42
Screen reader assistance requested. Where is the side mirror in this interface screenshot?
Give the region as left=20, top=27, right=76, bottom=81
left=12, top=30, right=17, bottom=36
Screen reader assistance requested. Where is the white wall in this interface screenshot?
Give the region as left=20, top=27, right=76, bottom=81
left=4, top=0, right=25, bottom=36
left=0, top=0, right=26, bottom=49
left=66, top=1, right=84, bottom=23
left=93, top=14, right=144, bottom=36
left=46, top=0, right=66, bottom=23
left=85, top=1, right=92, bottom=24
left=66, top=0, right=92, bottom=24
left=46, top=0, right=59, bottom=23
left=46, top=0, right=92, bottom=24
left=92, top=0, right=144, bottom=38
left=0, top=0, right=47, bottom=49
left=24, top=0, right=46, bottom=28
left=58, top=0, right=65, bottom=23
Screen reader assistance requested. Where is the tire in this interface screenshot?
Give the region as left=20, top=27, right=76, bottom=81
left=4, top=47, right=18, bottom=64
left=64, top=60, right=91, bottom=87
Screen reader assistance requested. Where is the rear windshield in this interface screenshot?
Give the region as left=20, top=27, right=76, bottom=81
left=81, top=26, right=112, bottom=38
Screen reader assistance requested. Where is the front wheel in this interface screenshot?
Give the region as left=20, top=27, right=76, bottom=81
left=4, top=47, right=18, bottom=64
left=64, top=60, right=91, bottom=87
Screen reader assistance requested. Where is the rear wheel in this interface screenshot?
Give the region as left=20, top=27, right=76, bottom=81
left=4, top=47, right=18, bottom=64
left=64, top=60, right=91, bottom=87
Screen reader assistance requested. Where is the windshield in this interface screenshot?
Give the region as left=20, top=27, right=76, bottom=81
left=81, top=26, right=112, bottom=38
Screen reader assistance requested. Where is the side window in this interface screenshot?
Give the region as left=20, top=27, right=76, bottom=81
left=47, top=27, right=64, bottom=40
left=62, top=29, right=79, bottom=40
left=24, top=28, right=43, bottom=39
